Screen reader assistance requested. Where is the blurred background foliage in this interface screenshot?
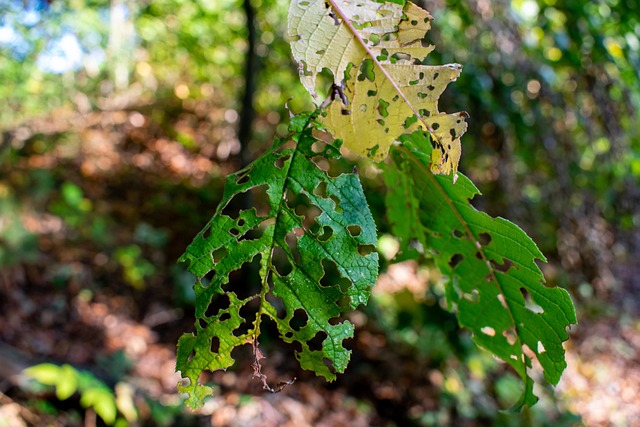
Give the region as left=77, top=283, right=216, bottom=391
left=0, top=0, right=638, bottom=425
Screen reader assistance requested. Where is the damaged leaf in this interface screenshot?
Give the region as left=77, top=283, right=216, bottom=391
left=288, top=0, right=467, bottom=177
left=176, top=114, right=378, bottom=409
left=384, top=132, right=577, bottom=409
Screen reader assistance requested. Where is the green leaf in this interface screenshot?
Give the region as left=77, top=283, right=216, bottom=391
left=80, top=387, right=117, bottom=425
left=384, top=132, right=576, bottom=409
left=177, top=114, right=379, bottom=409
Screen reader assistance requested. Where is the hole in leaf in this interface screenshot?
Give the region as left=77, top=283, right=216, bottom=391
left=520, top=288, right=544, bottom=314
left=337, top=295, right=351, bottom=308
left=432, top=122, right=440, bottom=130
left=232, top=299, right=259, bottom=337
left=238, top=227, right=264, bottom=242
left=236, top=174, right=250, bottom=185
left=228, top=254, right=262, bottom=299
left=308, top=331, right=327, bottom=351
left=272, top=246, right=293, bottom=277
left=322, top=358, right=336, bottom=374
left=358, top=244, right=376, bottom=256
left=205, top=293, right=231, bottom=318
left=274, top=154, right=291, bottom=169
left=213, top=246, right=228, bottom=263
left=377, top=99, right=390, bottom=117
left=285, top=232, right=302, bottom=264
left=481, top=326, right=496, bottom=337
left=313, top=181, right=328, bottom=198
left=329, top=194, right=343, bottom=213
left=265, top=293, right=286, bottom=319
left=537, top=341, right=546, bottom=354
left=478, top=232, right=492, bottom=247
left=503, top=328, right=517, bottom=345
left=210, top=336, right=220, bottom=353
left=311, top=141, right=324, bottom=153
left=497, top=294, right=508, bottom=309
left=187, top=350, right=195, bottom=363
left=237, top=218, right=246, bottom=227
left=219, top=312, right=231, bottom=322
left=347, top=225, right=361, bottom=237
left=289, top=309, right=309, bottom=331
left=301, top=206, right=322, bottom=231
left=358, top=59, right=375, bottom=82
left=449, top=253, right=463, bottom=269
left=491, top=258, right=513, bottom=273
left=463, top=289, right=479, bottom=303
left=452, top=229, right=464, bottom=238
left=320, top=259, right=343, bottom=289
left=318, top=226, right=334, bottom=242
left=221, top=204, right=240, bottom=220
left=285, top=331, right=293, bottom=339
left=201, top=271, right=216, bottom=288
left=202, top=225, right=212, bottom=240
left=475, top=251, right=483, bottom=260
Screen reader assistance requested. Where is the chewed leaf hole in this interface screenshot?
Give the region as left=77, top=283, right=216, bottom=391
left=289, top=308, right=309, bottom=331
left=503, top=328, right=517, bottom=345
left=337, top=295, right=351, bottom=308
left=322, top=358, right=336, bottom=374
left=285, top=233, right=302, bottom=264
left=347, top=225, right=362, bottom=237
left=463, top=289, right=479, bottom=303
left=318, top=226, right=334, bottom=242
left=449, top=253, right=463, bottom=269
left=491, top=258, right=513, bottom=273
left=320, top=259, right=344, bottom=289
left=537, top=341, right=546, bottom=354
left=313, top=181, right=328, bottom=198
left=330, top=194, right=344, bottom=213
left=311, top=140, right=324, bottom=153
left=272, top=246, right=293, bottom=277
left=238, top=227, right=264, bottom=242
left=202, top=225, right=212, bottom=240
left=478, top=232, right=492, bottom=246
left=521, top=288, right=544, bottom=314
left=481, top=326, right=495, bottom=337
left=236, top=174, right=250, bottom=185
left=497, top=294, right=508, bottom=309
left=308, top=331, right=327, bottom=351
left=210, top=336, right=220, bottom=353
left=213, top=247, right=228, bottom=263
left=205, top=294, right=231, bottom=319
left=232, top=300, right=258, bottom=337
left=274, top=154, right=291, bottom=169
left=452, top=229, right=464, bottom=238
left=358, top=244, right=376, bottom=256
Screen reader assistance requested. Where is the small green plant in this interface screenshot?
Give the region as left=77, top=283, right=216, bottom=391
left=23, top=363, right=129, bottom=425
left=176, top=0, right=576, bottom=411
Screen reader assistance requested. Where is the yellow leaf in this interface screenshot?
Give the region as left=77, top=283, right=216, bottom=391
left=288, top=0, right=468, bottom=177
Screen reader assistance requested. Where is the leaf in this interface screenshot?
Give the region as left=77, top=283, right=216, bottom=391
left=288, top=0, right=467, bottom=176
left=384, top=132, right=577, bottom=409
left=176, top=114, right=379, bottom=409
